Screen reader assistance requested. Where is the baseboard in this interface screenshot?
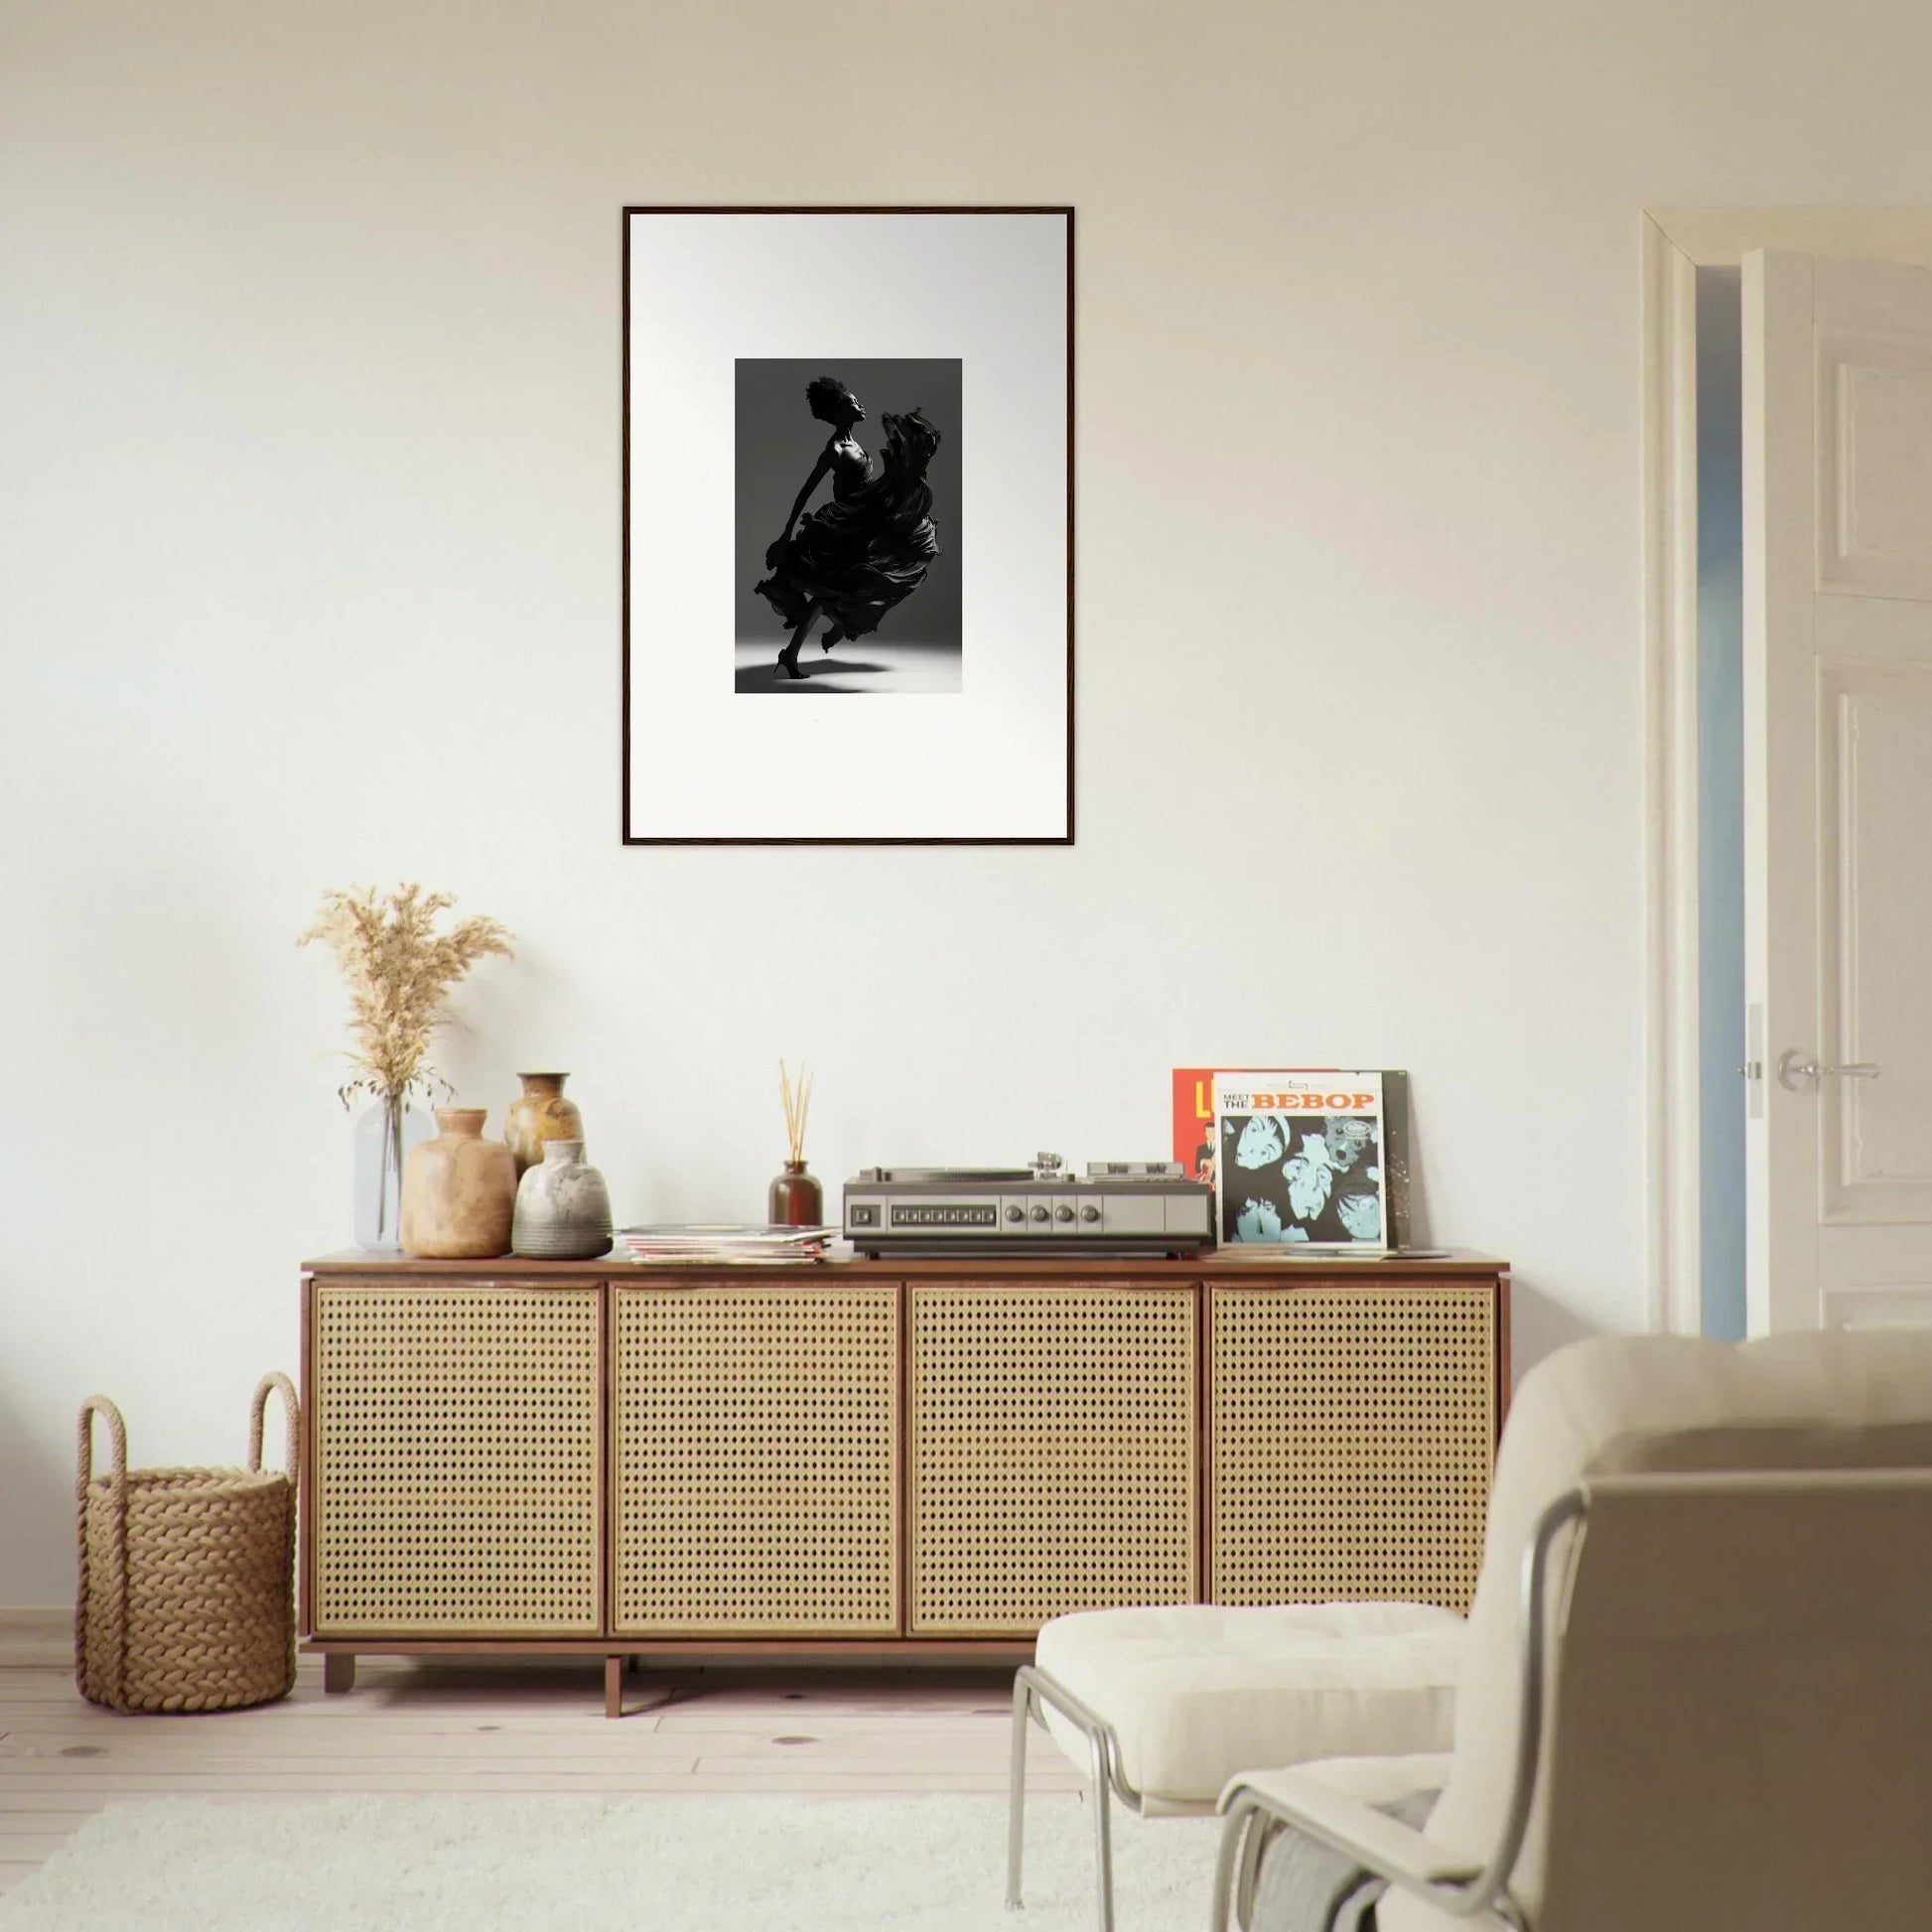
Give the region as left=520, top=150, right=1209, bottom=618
left=0, top=1606, right=72, bottom=1668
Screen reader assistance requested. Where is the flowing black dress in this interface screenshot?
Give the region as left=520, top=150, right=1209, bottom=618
left=756, top=409, right=941, bottom=641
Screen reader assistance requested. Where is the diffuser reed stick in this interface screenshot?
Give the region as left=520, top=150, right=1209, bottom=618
left=778, top=1059, right=813, bottom=1164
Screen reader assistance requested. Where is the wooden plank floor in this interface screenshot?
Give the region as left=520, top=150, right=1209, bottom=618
left=0, top=1658, right=1081, bottom=1895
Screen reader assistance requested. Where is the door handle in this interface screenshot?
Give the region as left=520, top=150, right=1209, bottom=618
left=1777, top=1050, right=1881, bottom=1091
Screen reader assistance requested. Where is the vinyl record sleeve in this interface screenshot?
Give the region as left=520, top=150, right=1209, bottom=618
left=1203, top=1069, right=1413, bottom=1250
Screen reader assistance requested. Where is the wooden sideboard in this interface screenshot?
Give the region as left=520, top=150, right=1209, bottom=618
left=299, top=1252, right=1509, bottom=1715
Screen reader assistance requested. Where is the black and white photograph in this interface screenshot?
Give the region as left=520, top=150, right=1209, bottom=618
left=735, top=357, right=962, bottom=694
left=622, top=207, right=1071, bottom=843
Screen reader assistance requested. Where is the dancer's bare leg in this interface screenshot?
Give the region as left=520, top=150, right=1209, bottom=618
left=777, top=602, right=820, bottom=680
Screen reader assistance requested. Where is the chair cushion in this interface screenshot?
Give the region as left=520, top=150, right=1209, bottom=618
left=1033, top=1601, right=1464, bottom=1811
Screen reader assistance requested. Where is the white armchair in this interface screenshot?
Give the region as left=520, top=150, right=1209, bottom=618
left=1213, top=1329, right=1932, bottom=1932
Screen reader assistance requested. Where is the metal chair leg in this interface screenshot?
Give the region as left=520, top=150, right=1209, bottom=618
left=1005, top=1665, right=1138, bottom=1931
left=1210, top=1796, right=1258, bottom=1932
left=1236, top=1810, right=1272, bottom=1928
left=1088, top=1727, right=1116, bottom=1932
left=1006, top=1673, right=1032, bottom=1909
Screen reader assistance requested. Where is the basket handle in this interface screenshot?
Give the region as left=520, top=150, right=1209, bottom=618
left=248, top=1371, right=300, bottom=1483
left=76, top=1394, right=128, bottom=1498
left=74, top=1394, right=131, bottom=1707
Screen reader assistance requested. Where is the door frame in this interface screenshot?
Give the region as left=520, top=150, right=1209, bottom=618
left=1640, top=208, right=1932, bottom=1335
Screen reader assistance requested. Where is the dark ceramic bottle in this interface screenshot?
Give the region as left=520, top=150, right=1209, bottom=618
left=767, top=1160, right=824, bottom=1227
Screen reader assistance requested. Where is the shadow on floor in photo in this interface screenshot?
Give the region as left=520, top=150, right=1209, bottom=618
left=735, top=660, right=890, bottom=692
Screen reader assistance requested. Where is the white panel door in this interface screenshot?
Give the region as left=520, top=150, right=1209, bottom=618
left=1745, top=250, right=1932, bottom=1331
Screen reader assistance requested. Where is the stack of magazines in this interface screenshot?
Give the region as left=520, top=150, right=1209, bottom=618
left=614, top=1224, right=838, bottom=1265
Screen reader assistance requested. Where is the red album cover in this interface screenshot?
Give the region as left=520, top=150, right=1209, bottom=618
left=1172, top=1069, right=1218, bottom=1183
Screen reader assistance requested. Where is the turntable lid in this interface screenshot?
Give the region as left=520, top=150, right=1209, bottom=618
left=856, top=1166, right=1033, bottom=1182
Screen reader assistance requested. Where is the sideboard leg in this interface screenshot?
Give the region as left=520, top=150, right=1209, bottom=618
left=604, top=1654, right=622, bottom=1720
left=323, top=1653, right=356, bottom=1696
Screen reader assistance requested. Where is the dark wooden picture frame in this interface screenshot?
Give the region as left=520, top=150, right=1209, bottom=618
left=621, top=206, right=1075, bottom=846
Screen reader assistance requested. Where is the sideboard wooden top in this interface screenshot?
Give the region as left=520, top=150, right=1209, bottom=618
left=304, top=1248, right=1507, bottom=1281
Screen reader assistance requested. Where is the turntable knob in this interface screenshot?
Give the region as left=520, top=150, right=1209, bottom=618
left=1054, top=1204, right=1075, bottom=1223
left=1005, top=1204, right=1025, bottom=1223
left=1079, top=1204, right=1101, bottom=1223
left=1030, top=1205, right=1050, bottom=1224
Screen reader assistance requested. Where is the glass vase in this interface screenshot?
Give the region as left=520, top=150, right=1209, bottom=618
left=767, top=1160, right=824, bottom=1228
left=352, top=1094, right=432, bottom=1252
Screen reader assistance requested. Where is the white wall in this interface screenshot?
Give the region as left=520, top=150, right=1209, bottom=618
left=6, top=0, right=1930, bottom=1602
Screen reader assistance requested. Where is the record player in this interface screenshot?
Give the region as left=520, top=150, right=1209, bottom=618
left=843, top=1154, right=1213, bottom=1257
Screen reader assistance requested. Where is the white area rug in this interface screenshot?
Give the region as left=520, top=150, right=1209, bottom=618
left=0, top=1793, right=1221, bottom=1930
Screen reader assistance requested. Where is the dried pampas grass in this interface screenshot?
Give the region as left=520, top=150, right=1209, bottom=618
left=299, top=884, right=514, bottom=1107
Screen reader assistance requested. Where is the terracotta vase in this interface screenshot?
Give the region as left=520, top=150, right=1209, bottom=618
left=512, top=1141, right=615, bottom=1260
left=504, top=1072, right=585, bottom=1175
left=400, top=1109, right=516, bottom=1259
left=767, top=1160, right=824, bottom=1227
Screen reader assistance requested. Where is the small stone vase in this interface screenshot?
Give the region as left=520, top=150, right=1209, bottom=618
left=400, top=1108, right=516, bottom=1259
left=504, top=1072, right=585, bottom=1176
left=512, top=1141, right=615, bottom=1259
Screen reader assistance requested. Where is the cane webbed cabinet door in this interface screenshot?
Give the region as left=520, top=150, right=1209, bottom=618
left=1208, top=1282, right=1495, bottom=1612
left=907, top=1281, right=1198, bottom=1634
left=310, top=1281, right=603, bottom=1635
left=611, top=1282, right=900, bottom=1635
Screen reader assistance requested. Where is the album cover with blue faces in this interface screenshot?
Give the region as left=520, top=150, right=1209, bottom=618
left=1213, top=1071, right=1389, bottom=1247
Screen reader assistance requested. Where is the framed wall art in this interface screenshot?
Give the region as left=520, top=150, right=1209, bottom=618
left=621, top=207, right=1073, bottom=845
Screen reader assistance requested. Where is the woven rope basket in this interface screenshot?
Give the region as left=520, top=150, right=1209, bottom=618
left=75, top=1372, right=299, bottom=1715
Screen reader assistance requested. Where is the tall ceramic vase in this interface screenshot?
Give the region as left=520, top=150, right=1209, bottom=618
left=352, top=1094, right=433, bottom=1252
left=400, top=1109, right=516, bottom=1259
left=504, top=1072, right=585, bottom=1176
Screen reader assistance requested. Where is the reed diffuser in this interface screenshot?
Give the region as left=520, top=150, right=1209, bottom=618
left=768, top=1059, right=823, bottom=1227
